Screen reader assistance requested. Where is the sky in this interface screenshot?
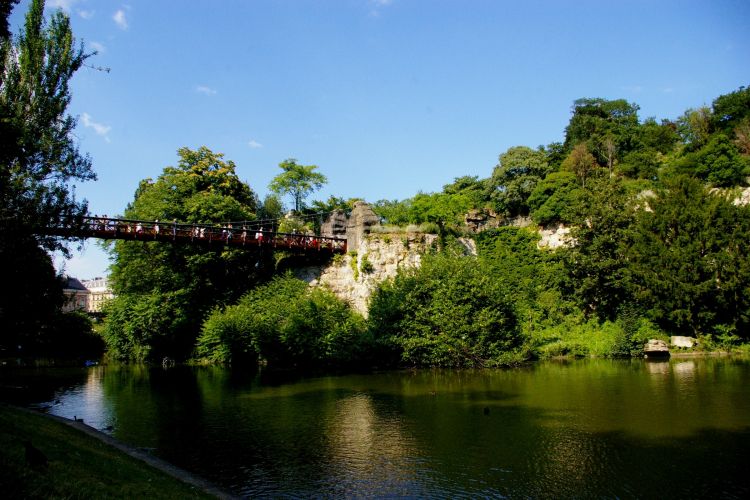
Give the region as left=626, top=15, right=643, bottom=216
left=8, top=0, right=750, bottom=279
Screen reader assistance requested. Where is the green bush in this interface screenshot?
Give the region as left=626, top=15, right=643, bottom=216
left=368, top=254, right=523, bottom=367
left=195, top=275, right=368, bottom=369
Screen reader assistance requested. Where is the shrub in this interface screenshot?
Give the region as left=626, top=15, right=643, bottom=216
left=195, top=275, right=368, bottom=369
left=368, top=254, right=523, bottom=367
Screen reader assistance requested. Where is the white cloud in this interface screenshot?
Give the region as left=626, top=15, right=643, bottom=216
left=78, top=10, right=94, bottom=20
left=369, top=0, right=393, bottom=16
left=48, top=0, right=78, bottom=11
left=113, top=9, right=128, bottom=30
left=89, top=41, right=105, bottom=53
left=248, top=140, right=263, bottom=149
left=195, top=85, right=217, bottom=96
left=81, top=112, right=111, bottom=142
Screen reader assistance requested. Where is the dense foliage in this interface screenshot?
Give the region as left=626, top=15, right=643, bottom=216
left=196, top=275, right=368, bottom=369
left=366, top=85, right=750, bottom=363
left=1, top=0, right=98, bottom=356
left=369, top=252, right=523, bottom=367
left=102, top=147, right=266, bottom=361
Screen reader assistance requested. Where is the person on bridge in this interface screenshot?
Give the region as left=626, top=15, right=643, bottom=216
left=154, top=220, right=160, bottom=235
left=136, top=222, right=143, bottom=235
left=172, top=219, right=177, bottom=238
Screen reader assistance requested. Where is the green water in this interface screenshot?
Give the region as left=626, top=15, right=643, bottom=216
left=5, top=357, right=750, bottom=497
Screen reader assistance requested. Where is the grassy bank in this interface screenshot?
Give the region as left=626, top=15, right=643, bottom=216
left=0, top=404, right=215, bottom=499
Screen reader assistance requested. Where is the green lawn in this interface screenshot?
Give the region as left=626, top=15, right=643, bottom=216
left=0, top=404, right=216, bottom=498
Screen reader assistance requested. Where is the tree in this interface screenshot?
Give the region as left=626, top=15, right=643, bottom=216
left=368, top=254, right=522, bottom=367
left=629, top=176, right=750, bottom=337
left=565, top=177, right=637, bottom=320
left=562, top=143, right=598, bottom=188
left=1, top=0, right=96, bottom=353
left=268, top=159, right=327, bottom=212
left=677, top=107, right=712, bottom=150
left=527, top=171, right=581, bottom=225
left=487, top=146, right=550, bottom=216
left=103, top=147, right=263, bottom=361
left=711, top=85, right=750, bottom=131
left=564, top=98, right=641, bottom=162
left=1, top=0, right=95, bottom=249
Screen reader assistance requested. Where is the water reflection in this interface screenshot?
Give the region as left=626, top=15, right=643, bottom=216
left=7, top=358, right=750, bottom=498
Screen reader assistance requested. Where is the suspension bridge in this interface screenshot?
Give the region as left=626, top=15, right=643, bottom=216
left=42, top=216, right=348, bottom=254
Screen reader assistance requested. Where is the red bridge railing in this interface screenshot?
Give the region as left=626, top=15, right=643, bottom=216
left=44, top=217, right=347, bottom=254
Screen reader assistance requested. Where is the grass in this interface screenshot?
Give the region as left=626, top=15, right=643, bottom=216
left=0, top=404, right=214, bottom=499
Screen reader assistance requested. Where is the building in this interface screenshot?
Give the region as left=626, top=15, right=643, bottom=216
left=62, top=277, right=89, bottom=312
left=62, top=276, right=114, bottom=313
left=81, top=277, right=114, bottom=312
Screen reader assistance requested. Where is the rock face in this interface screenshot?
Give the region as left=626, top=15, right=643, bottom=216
left=464, top=209, right=500, bottom=233
left=296, top=232, right=437, bottom=316
left=644, top=339, right=670, bottom=357
left=346, top=201, right=380, bottom=250
left=537, top=224, right=572, bottom=249
left=671, top=336, right=697, bottom=348
left=320, top=209, right=348, bottom=238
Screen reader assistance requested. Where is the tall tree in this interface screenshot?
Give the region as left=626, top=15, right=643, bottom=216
left=268, top=159, right=327, bottom=212
left=103, top=147, right=262, bottom=361
left=0, top=0, right=96, bottom=353
left=1, top=0, right=95, bottom=245
left=630, top=176, right=750, bottom=337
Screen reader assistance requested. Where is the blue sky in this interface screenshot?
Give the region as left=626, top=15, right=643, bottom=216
left=9, top=0, right=750, bottom=278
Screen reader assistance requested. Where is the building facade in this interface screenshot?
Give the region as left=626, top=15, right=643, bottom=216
left=62, top=276, right=114, bottom=313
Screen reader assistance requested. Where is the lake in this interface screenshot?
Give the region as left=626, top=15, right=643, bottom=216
left=4, top=357, right=750, bottom=498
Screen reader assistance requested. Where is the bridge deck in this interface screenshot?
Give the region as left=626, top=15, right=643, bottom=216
left=44, top=217, right=347, bottom=254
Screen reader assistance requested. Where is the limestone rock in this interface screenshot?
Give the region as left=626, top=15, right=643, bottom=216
left=537, top=224, right=572, bottom=249
left=644, top=339, right=670, bottom=357
left=321, top=209, right=347, bottom=237
left=670, top=336, right=697, bottom=348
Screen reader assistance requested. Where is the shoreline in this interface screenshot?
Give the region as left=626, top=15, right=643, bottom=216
left=3, top=404, right=237, bottom=499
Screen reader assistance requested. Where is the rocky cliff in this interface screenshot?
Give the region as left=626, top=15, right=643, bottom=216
left=295, top=232, right=438, bottom=316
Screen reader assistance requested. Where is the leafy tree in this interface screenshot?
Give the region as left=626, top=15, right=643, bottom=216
left=670, top=133, right=749, bottom=187
left=528, top=171, right=580, bottom=225
left=309, top=195, right=357, bottom=216
left=638, top=117, right=679, bottom=155
left=711, top=85, right=750, bottom=131
left=629, top=176, right=750, bottom=337
left=268, top=159, right=327, bottom=212
left=1, top=0, right=96, bottom=353
left=677, top=107, right=712, bottom=150
left=565, top=177, right=637, bottom=320
left=564, top=98, right=641, bottom=162
left=258, top=193, right=284, bottom=221
left=443, top=175, right=487, bottom=209
left=732, top=117, right=750, bottom=156
left=618, top=150, right=660, bottom=180
left=369, top=254, right=522, bottom=367
left=562, top=143, right=598, bottom=188
left=104, top=147, right=263, bottom=360
left=487, top=146, right=550, bottom=216
left=1, top=0, right=95, bottom=247
left=372, top=199, right=412, bottom=226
